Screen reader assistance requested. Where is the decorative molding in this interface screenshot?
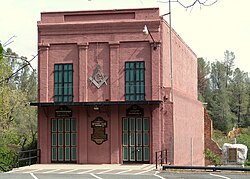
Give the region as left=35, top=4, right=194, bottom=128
left=78, top=42, right=89, bottom=49
left=38, top=20, right=161, bottom=36
left=38, top=43, right=50, bottom=49
left=109, top=42, right=120, bottom=48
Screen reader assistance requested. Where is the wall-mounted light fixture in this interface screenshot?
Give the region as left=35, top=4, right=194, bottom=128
left=143, top=25, right=157, bottom=50
left=93, top=105, right=99, bottom=111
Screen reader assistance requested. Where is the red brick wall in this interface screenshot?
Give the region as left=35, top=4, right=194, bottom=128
left=204, top=109, right=222, bottom=165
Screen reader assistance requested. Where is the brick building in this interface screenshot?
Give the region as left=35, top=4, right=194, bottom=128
left=32, top=8, right=204, bottom=165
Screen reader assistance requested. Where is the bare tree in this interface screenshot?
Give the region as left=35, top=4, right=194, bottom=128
left=157, top=0, right=218, bottom=9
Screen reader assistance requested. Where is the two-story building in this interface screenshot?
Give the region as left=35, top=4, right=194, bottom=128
left=32, top=8, right=204, bottom=165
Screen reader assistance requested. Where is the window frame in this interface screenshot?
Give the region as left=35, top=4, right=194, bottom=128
left=125, top=61, right=145, bottom=101
left=54, top=63, right=73, bottom=102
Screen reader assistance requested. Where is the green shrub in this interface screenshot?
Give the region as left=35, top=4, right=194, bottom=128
left=0, top=146, right=17, bottom=172
left=204, top=148, right=222, bottom=166
left=237, top=128, right=250, bottom=161
left=244, top=159, right=250, bottom=166
left=212, top=129, right=229, bottom=147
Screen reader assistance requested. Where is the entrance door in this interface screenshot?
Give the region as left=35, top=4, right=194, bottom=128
left=122, top=117, right=149, bottom=163
left=51, top=118, right=77, bottom=163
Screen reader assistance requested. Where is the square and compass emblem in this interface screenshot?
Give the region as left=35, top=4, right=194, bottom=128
left=89, top=64, right=108, bottom=88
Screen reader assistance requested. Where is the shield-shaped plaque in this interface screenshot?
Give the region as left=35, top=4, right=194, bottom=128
left=91, top=117, right=107, bottom=145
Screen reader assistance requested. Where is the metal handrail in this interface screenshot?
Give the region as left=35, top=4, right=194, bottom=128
left=16, top=149, right=40, bottom=168
left=163, top=165, right=250, bottom=171
left=155, top=149, right=168, bottom=169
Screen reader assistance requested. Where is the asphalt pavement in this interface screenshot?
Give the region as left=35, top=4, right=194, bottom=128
left=0, top=164, right=249, bottom=179
left=0, top=164, right=162, bottom=179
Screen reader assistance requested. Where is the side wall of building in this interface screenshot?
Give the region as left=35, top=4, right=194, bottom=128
left=161, top=22, right=204, bottom=165
left=173, top=91, right=204, bottom=165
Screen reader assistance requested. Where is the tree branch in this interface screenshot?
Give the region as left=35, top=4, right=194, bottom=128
left=157, top=0, right=219, bottom=9
left=0, top=52, right=39, bottom=84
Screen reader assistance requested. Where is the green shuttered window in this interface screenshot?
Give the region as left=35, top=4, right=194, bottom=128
left=125, top=62, right=145, bottom=101
left=54, top=64, right=73, bottom=102
left=51, top=118, right=76, bottom=162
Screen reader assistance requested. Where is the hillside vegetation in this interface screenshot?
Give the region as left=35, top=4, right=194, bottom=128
left=198, top=51, right=250, bottom=163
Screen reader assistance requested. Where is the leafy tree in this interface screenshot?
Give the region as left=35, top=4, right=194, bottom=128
left=228, top=68, right=249, bottom=127
left=12, top=93, right=37, bottom=149
left=242, top=76, right=250, bottom=127
left=0, top=45, right=11, bottom=86
left=209, top=60, right=234, bottom=132
left=0, top=43, right=3, bottom=59
left=0, top=44, right=13, bottom=130
left=223, top=50, right=235, bottom=88
left=197, top=57, right=210, bottom=102
left=210, top=89, right=233, bottom=132
left=0, top=44, right=37, bottom=171
left=210, top=61, right=226, bottom=90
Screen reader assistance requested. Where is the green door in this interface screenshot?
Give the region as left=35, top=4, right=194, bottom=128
left=122, top=117, right=149, bottom=163
left=51, top=118, right=77, bottom=163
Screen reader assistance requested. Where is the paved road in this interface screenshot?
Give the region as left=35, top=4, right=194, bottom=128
left=0, top=164, right=163, bottom=179
left=1, top=164, right=249, bottom=179
left=1, top=171, right=250, bottom=179
left=0, top=173, right=163, bottom=179
left=161, top=171, right=250, bottom=179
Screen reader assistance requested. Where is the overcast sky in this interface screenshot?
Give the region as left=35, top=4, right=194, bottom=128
left=0, top=0, right=249, bottom=73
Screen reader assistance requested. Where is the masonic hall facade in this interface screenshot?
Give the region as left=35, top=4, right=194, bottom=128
left=33, top=8, right=205, bottom=165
